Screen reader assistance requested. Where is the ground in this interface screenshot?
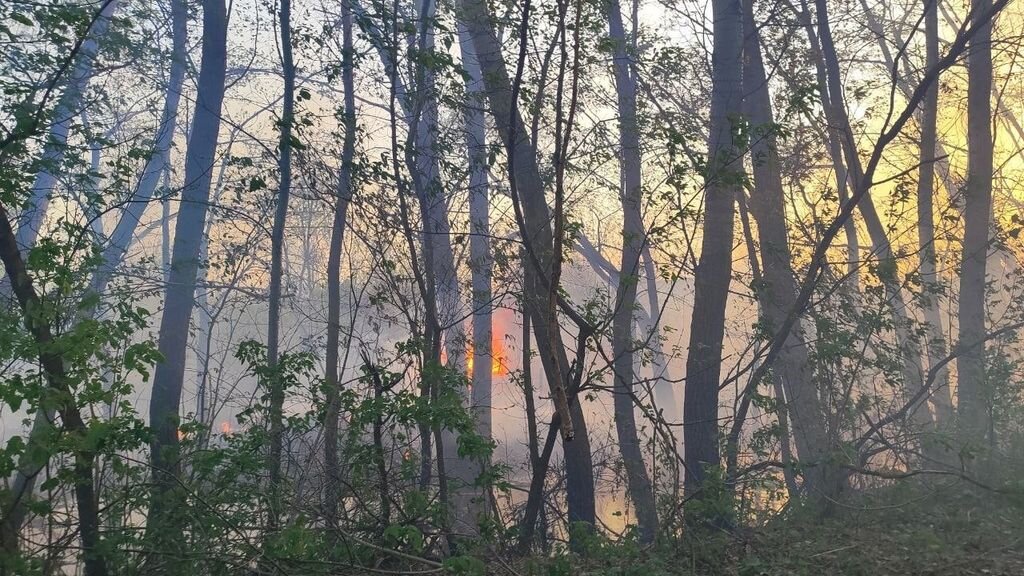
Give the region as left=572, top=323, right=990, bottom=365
left=526, top=481, right=1024, bottom=576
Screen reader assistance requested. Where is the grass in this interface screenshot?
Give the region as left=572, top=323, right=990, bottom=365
left=521, top=481, right=1024, bottom=576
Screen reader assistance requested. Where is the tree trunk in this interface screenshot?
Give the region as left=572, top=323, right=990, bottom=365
left=957, top=0, right=994, bottom=451
left=456, top=0, right=596, bottom=541
left=266, top=0, right=296, bottom=534
left=606, top=0, right=658, bottom=543
left=5, top=1, right=187, bottom=540
left=642, top=246, right=678, bottom=423
left=146, top=0, right=228, bottom=554
left=12, top=0, right=119, bottom=253
left=324, top=0, right=356, bottom=535
left=733, top=192, right=801, bottom=499
left=682, top=0, right=741, bottom=502
left=458, top=19, right=493, bottom=535
left=917, top=0, right=955, bottom=430
left=811, top=0, right=933, bottom=436
left=741, top=0, right=834, bottom=502
left=355, top=0, right=468, bottom=518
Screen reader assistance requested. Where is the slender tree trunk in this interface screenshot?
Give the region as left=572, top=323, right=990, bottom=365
left=457, top=0, right=596, bottom=542
left=12, top=0, right=119, bottom=254
left=917, top=0, right=955, bottom=429
left=740, top=0, right=834, bottom=502
left=517, top=283, right=551, bottom=551
left=811, top=0, right=933, bottom=436
left=324, top=0, right=356, bottom=534
left=682, top=0, right=741, bottom=502
left=733, top=193, right=800, bottom=498
left=91, top=0, right=186, bottom=299
left=795, top=8, right=859, bottom=284
left=355, top=0, right=467, bottom=516
left=266, top=0, right=296, bottom=534
left=958, top=0, right=994, bottom=451
left=605, top=0, right=657, bottom=543
left=642, top=246, right=678, bottom=423
left=458, top=19, right=493, bottom=534
left=146, top=0, right=228, bottom=554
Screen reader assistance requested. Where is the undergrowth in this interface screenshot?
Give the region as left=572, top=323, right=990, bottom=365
left=517, top=481, right=1024, bottom=576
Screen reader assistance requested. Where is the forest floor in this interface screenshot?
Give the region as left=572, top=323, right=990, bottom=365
left=538, top=481, right=1024, bottom=576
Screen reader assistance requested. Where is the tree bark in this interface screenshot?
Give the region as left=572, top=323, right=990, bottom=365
left=4, top=0, right=187, bottom=540
left=741, top=0, right=834, bottom=502
left=811, top=0, right=933, bottom=436
left=606, top=0, right=658, bottom=542
left=324, top=0, right=356, bottom=535
left=456, top=0, right=596, bottom=540
left=957, top=0, right=994, bottom=450
left=0, top=204, right=108, bottom=575
left=146, top=0, right=228, bottom=553
left=917, top=0, right=955, bottom=429
left=457, top=18, right=493, bottom=535
left=12, top=1, right=119, bottom=253
left=266, top=0, right=296, bottom=534
left=682, top=0, right=741, bottom=502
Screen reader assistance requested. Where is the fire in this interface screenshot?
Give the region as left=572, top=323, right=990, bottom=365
left=221, top=421, right=232, bottom=435
left=466, top=336, right=507, bottom=377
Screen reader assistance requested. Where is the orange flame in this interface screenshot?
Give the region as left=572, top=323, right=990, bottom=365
left=466, top=336, right=507, bottom=377
left=221, top=422, right=232, bottom=435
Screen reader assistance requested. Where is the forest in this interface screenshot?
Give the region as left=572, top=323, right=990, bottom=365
left=2, top=0, right=1024, bottom=573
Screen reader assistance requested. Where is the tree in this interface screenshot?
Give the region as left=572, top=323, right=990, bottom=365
left=146, top=0, right=228, bottom=555
left=457, top=17, right=493, bottom=534
left=916, top=0, right=955, bottom=429
left=605, top=0, right=658, bottom=542
left=682, top=0, right=742, bottom=502
left=456, top=0, right=597, bottom=543
left=323, top=0, right=357, bottom=535
left=737, top=0, right=833, bottom=501
left=958, top=0, right=995, bottom=452
left=11, top=0, right=118, bottom=255
left=4, top=0, right=190, bottom=543
left=266, top=0, right=296, bottom=533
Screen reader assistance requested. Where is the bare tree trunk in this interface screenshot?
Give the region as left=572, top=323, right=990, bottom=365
left=642, top=246, right=678, bottom=423
left=605, top=0, right=657, bottom=542
left=355, top=0, right=467, bottom=517
left=324, top=0, right=356, bottom=535
left=146, top=0, right=227, bottom=554
left=457, top=19, right=492, bottom=535
left=795, top=8, right=859, bottom=284
left=811, top=0, right=933, bottom=436
left=733, top=193, right=800, bottom=498
left=740, top=0, right=834, bottom=502
left=517, top=284, right=550, bottom=551
left=12, top=0, right=118, bottom=254
left=958, top=0, right=994, bottom=451
left=266, top=0, right=296, bottom=534
left=91, top=0, right=186, bottom=300
left=575, top=236, right=676, bottom=424
left=457, top=0, right=596, bottom=541
left=917, top=0, right=955, bottom=429
left=404, top=0, right=460, bottom=543
left=682, top=0, right=741, bottom=503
